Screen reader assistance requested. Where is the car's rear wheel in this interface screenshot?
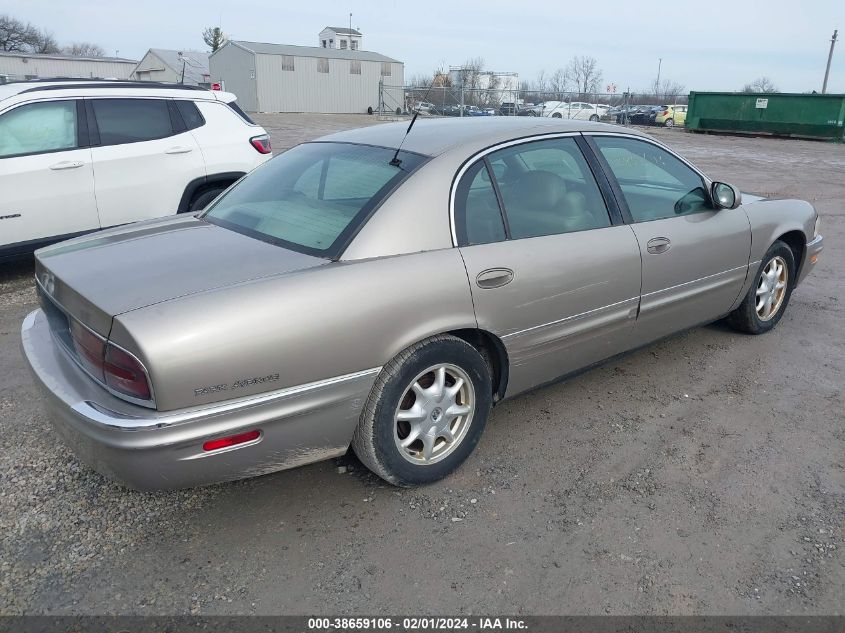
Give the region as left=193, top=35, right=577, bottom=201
left=552, top=112, right=562, bottom=118
left=589, top=114, right=600, bottom=122
left=189, top=187, right=225, bottom=212
left=726, top=240, right=796, bottom=334
left=665, top=118, right=675, bottom=127
left=352, top=335, right=492, bottom=486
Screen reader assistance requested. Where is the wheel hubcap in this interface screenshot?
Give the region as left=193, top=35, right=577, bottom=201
left=756, top=255, right=788, bottom=321
left=393, top=364, right=475, bottom=465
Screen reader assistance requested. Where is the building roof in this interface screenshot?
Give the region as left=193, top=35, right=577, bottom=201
left=316, top=117, right=646, bottom=157
left=224, top=40, right=400, bottom=64
left=0, top=50, right=137, bottom=64
left=140, top=48, right=210, bottom=84
left=322, top=26, right=363, bottom=36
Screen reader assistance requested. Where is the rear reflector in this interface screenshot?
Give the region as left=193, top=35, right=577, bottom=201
left=250, top=134, right=272, bottom=154
left=203, top=429, right=261, bottom=452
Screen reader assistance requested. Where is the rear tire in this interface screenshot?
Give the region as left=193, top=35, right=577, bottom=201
left=665, top=118, right=675, bottom=127
left=189, top=187, right=225, bottom=212
left=726, top=240, right=796, bottom=334
left=589, top=114, right=600, bottom=122
left=352, top=335, right=492, bottom=486
left=552, top=112, right=562, bottom=118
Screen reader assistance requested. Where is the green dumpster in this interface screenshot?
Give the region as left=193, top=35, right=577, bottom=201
left=687, top=92, right=845, bottom=140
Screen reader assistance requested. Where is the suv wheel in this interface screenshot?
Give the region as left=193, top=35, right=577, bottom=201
left=188, top=188, right=225, bottom=212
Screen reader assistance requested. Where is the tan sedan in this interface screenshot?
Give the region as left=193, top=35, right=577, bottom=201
left=22, top=118, right=823, bottom=489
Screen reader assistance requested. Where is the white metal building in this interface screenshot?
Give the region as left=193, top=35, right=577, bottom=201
left=209, top=40, right=403, bottom=113
left=0, top=51, right=137, bottom=82
left=319, top=26, right=362, bottom=50
left=132, top=49, right=210, bottom=86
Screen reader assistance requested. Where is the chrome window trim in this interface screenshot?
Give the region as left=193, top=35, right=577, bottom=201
left=74, top=367, right=383, bottom=431
left=35, top=276, right=157, bottom=409
left=448, top=131, right=583, bottom=247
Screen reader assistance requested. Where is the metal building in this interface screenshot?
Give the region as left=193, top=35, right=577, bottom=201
left=0, top=51, right=138, bottom=83
left=209, top=40, right=403, bottom=113
left=132, top=49, right=210, bottom=86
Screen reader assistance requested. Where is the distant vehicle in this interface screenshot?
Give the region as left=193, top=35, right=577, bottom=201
left=464, top=105, right=491, bottom=117
left=0, top=79, right=271, bottom=260
left=541, top=101, right=602, bottom=121
left=655, top=104, right=688, bottom=127
left=517, top=103, right=543, bottom=117
left=414, top=101, right=436, bottom=114
left=628, top=105, right=660, bottom=125
left=646, top=105, right=669, bottom=125
left=499, top=102, right=518, bottom=115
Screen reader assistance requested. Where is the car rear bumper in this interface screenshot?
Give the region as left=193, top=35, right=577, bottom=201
left=21, top=309, right=379, bottom=491
left=798, top=234, right=824, bottom=285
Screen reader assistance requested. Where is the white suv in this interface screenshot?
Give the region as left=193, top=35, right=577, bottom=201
left=0, top=79, right=272, bottom=259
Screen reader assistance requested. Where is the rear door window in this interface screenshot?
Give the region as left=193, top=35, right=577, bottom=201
left=0, top=100, right=78, bottom=158
left=91, top=98, right=174, bottom=146
left=175, top=100, right=205, bottom=130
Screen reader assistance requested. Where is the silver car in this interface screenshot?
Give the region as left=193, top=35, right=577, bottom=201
left=21, top=118, right=824, bottom=490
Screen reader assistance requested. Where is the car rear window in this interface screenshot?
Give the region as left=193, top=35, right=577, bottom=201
left=91, top=98, right=173, bottom=145
left=201, top=142, right=427, bottom=258
left=226, top=100, right=255, bottom=124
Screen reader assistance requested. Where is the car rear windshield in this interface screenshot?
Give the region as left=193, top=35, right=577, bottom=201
left=226, top=100, right=255, bottom=124
left=202, top=142, right=427, bottom=258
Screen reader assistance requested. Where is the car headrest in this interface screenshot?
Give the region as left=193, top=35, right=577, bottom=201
left=511, top=170, right=567, bottom=210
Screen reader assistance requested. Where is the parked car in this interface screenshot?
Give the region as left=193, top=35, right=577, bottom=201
left=654, top=104, right=688, bottom=127
left=413, top=101, right=436, bottom=114
left=22, top=117, right=823, bottom=490
left=627, top=105, right=659, bottom=125
left=645, top=105, right=669, bottom=125
left=499, top=102, right=519, bottom=115
left=517, top=103, right=543, bottom=116
left=0, top=79, right=272, bottom=260
left=541, top=101, right=602, bottom=121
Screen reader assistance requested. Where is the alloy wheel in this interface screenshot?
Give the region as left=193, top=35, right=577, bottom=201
left=756, top=255, right=788, bottom=321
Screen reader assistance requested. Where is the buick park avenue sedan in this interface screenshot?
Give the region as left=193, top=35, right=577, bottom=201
left=22, top=118, right=823, bottom=490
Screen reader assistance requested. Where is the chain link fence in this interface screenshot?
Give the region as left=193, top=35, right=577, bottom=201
left=378, top=81, right=689, bottom=126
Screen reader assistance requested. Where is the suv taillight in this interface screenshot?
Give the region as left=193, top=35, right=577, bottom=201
left=69, top=320, right=152, bottom=402
left=250, top=134, right=272, bottom=154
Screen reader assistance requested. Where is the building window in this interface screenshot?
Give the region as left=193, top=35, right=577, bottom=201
left=381, top=62, right=391, bottom=77
left=281, top=56, right=295, bottom=71
left=351, top=40, right=358, bottom=50
left=350, top=60, right=361, bottom=75
left=329, top=39, right=334, bottom=48
left=322, top=40, right=326, bottom=48
left=340, top=39, right=347, bottom=49
left=318, top=58, right=329, bottom=73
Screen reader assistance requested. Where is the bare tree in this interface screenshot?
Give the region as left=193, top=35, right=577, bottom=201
left=565, top=55, right=603, bottom=95
left=0, top=14, right=43, bottom=52
left=548, top=68, right=568, bottom=99
left=62, top=42, right=105, bottom=57
left=652, top=78, right=686, bottom=102
left=202, top=26, right=226, bottom=52
left=742, top=77, right=778, bottom=93
left=33, top=31, right=60, bottom=54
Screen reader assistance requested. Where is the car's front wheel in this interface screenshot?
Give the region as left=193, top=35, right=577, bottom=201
left=352, top=335, right=492, bottom=486
left=726, top=240, right=796, bottom=334
left=589, top=114, right=600, bottom=122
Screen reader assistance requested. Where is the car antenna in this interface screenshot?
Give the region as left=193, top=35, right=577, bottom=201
left=390, top=75, right=439, bottom=167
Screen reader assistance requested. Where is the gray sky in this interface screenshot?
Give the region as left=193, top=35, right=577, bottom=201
left=15, top=0, right=845, bottom=93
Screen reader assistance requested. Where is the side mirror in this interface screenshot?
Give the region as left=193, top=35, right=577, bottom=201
left=712, top=182, right=742, bottom=210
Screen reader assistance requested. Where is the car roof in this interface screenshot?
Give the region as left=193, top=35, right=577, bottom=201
left=316, top=117, right=646, bottom=157
left=0, top=79, right=233, bottom=104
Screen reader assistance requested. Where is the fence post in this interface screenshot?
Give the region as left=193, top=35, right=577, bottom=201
left=460, top=85, right=464, bottom=117
left=378, top=78, right=383, bottom=117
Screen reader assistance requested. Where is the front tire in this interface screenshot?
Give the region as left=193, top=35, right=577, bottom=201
left=726, top=240, right=795, bottom=334
left=552, top=112, right=562, bottom=118
left=589, top=114, right=600, bottom=122
left=352, top=335, right=493, bottom=486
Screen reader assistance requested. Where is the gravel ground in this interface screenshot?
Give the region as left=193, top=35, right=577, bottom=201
left=1, top=115, right=843, bottom=615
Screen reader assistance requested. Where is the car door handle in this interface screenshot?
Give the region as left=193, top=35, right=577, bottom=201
left=476, top=268, right=514, bottom=289
left=164, top=146, right=193, bottom=154
left=49, top=161, right=84, bottom=170
left=646, top=237, right=671, bottom=254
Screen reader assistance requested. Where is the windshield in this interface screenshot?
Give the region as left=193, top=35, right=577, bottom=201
left=202, top=142, right=427, bottom=258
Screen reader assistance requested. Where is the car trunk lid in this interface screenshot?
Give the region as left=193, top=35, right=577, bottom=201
left=35, top=214, right=327, bottom=337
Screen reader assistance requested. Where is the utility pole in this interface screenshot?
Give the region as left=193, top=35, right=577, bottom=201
left=822, top=29, right=838, bottom=94
left=349, top=13, right=352, bottom=34
left=655, top=58, right=662, bottom=94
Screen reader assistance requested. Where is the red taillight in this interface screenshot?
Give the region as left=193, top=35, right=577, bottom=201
left=70, top=320, right=106, bottom=380
left=203, top=430, right=261, bottom=452
left=662, top=110, right=670, bottom=116
left=104, top=344, right=151, bottom=401
left=250, top=134, right=272, bottom=154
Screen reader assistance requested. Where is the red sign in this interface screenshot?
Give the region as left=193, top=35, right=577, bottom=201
left=211, top=82, right=221, bottom=91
